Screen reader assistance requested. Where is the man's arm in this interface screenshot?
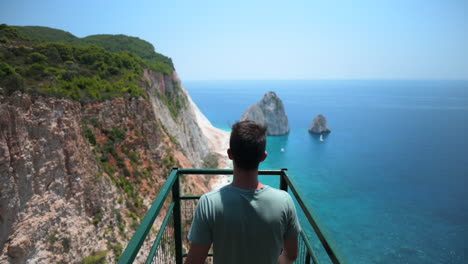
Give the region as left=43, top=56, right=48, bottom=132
left=278, top=237, right=298, bottom=264
left=184, top=242, right=210, bottom=264
left=186, top=195, right=212, bottom=264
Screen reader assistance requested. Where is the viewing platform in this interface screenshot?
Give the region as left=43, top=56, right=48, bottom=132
left=118, top=168, right=346, bottom=264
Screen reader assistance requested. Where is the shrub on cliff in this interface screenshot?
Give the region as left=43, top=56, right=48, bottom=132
left=0, top=24, right=172, bottom=101
left=0, top=62, right=24, bottom=93
left=13, top=25, right=174, bottom=74
left=82, top=250, right=107, bottom=264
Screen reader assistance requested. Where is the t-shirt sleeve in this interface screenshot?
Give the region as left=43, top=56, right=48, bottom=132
left=284, top=194, right=302, bottom=239
left=188, top=195, right=213, bottom=246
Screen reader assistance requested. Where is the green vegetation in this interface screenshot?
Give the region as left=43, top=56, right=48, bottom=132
left=12, top=25, right=174, bottom=74
left=157, top=81, right=187, bottom=120
left=0, top=61, right=24, bottom=93
left=108, top=127, right=126, bottom=143
left=98, top=127, right=126, bottom=164
left=92, top=210, right=103, bottom=226
left=116, top=210, right=126, bottom=233
left=102, top=162, right=116, bottom=176
left=129, top=211, right=138, bottom=220
left=82, top=250, right=107, bottom=264
left=62, top=237, right=71, bottom=253
left=85, top=122, right=146, bottom=217
left=0, top=24, right=174, bottom=101
left=160, top=121, right=179, bottom=145
left=130, top=220, right=140, bottom=231
left=46, top=230, right=71, bottom=253
left=82, top=120, right=143, bottom=214
left=46, top=230, right=59, bottom=244
left=128, top=151, right=139, bottom=164
left=160, top=151, right=178, bottom=177
left=107, top=237, right=123, bottom=260
left=13, top=26, right=77, bottom=43
left=12, top=26, right=173, bottom=70
left=202, top=153, right=219, bottom=169
left=84, top=125, right=97, bottom=145
left=0, top=33, right=146, bottom=100
left=0, top=25, right=23, bottom=43
left=143, top=58, right=173, bottom=75
left=162, top=153, right=175, bottom=168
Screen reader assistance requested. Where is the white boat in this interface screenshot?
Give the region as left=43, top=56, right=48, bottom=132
left=280, top=148, right=285, bottom=152
left=319, top=134, right=324, bottom=142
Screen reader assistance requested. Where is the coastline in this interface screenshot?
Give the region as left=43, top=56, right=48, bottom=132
left=185, top=87, right=232, bottom=191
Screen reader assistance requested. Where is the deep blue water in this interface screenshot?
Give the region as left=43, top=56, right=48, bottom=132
left=184, top=80, right=468, bottom=263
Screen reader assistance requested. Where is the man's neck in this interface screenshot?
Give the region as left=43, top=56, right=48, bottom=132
left=231, top=167, right=264, bottom=190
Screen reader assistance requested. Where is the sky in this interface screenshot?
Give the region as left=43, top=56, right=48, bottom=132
left=1, top=0, right=467, bottom=80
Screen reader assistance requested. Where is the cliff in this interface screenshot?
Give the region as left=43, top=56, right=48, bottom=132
left=309, top=114, right=331, bottom=134
left=0, top=25, right=229, bottom=263
left=241, top=91, right=290, bottom=136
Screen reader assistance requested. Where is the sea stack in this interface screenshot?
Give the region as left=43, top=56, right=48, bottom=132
left=309, top=114, right=331, bottom=134
left=240, top=91, right=290, bottom=136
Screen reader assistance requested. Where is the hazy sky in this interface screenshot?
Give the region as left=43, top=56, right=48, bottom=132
left=1, top=0, right=467, bottom=80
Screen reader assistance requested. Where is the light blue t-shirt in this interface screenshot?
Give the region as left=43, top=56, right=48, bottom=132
left=188, top=184, right=301, bottom=264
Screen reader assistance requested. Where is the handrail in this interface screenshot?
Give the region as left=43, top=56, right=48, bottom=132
left=172, top=172, right=183, bottom=264
left=177, top=168, right=284, bottom=175
left=119, top=168, right=346, bottom=264
left=145, top=202, right=175, bottom=264
left=281, top=169, right=347, bottom=264
left=299, top=230, right=320, bottom=264
left=118, top=169, right=178, bottom=264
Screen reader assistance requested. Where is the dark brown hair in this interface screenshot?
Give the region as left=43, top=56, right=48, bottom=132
left=229, top=120, right=267, bottom=170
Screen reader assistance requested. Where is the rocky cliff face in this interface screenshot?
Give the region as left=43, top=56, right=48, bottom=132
left=0, top=70, right=227, bottom=263
left=143, top=70, right=211, bottom=167
left=240, top=92, right=290, bottom=136
left=309, top=114, right=331, bottom=134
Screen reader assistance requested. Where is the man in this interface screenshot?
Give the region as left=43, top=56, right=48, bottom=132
left=185, top=120, right=301, bottom=264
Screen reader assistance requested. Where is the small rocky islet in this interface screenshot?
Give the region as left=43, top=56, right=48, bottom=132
left=308, top=114, right=331, bottom=134
left=240, top=91, right=290, bottom=136
left=240, top=92, right=331, bottom=136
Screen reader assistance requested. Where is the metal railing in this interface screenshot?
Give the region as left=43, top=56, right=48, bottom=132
left=118, top=168, right=346, bottom=264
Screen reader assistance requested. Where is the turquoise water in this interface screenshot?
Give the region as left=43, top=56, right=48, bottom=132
left=184, top=80, right=468, bottom=263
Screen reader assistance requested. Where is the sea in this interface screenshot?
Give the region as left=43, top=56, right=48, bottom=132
left=184, top=80, right=468, bottom=264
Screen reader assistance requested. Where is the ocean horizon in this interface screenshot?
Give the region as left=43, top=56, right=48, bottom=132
left=185, top=79, right=468, bottom=263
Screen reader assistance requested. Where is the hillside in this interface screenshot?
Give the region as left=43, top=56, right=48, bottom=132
left=12, top=25, right=174, bottom=73
left=0, top=24, right=229, bottom=263
left=12, top=26, right=78, bottom=43
left=0, top=24, right=175, bottom=101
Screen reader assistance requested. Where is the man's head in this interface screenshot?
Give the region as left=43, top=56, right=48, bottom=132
left=228, top=120, right=267, bottom=170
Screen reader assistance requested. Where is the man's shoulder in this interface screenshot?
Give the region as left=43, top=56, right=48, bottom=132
left=263, top=185, right=289, bottom=195
left=200, top=185, right=292, bottom=202
left=199, top=186, right=226, bottom=202
left=261, top=186, right=293, bottom=202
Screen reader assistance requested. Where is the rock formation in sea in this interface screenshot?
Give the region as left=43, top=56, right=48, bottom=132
left=0, top=25, right=229, bottom=263
left=309, top=114, right=331, bottom=134
left=240, top=91, right=290, bottom=136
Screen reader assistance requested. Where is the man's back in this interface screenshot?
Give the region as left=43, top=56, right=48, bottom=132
left=189, top=184, right=301, bottom=264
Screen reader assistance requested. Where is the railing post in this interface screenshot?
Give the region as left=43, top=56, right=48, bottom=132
left=172, top=168, right=183, bottom=264
left=306, top=252, right=311, bottom=264
left=280, top=168, right=288, bottom=192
